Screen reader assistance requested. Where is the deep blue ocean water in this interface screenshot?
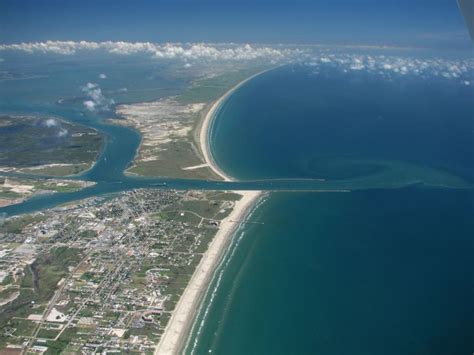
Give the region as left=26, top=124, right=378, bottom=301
left=190, top=64, right=474, bottom=354
left=0, top=53, right=473, bottom=355
left=211, top=65, right=474, bottom=184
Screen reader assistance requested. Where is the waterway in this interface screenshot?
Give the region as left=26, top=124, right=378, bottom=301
left=1, top=53, right=473, bottom=355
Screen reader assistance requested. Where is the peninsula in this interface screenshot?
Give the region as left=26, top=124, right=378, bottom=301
left=154, top=69, right=276, bottom=353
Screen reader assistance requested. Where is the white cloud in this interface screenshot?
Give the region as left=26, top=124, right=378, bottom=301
left=0, top=41, right=302, bottom=63
left=350, top=63, right=365, bottom=70
left=41, top=118, right=68, bottom=137
left=83, top=100, right=96, bottom=111
left=84, top=82, right=98, bottom=90
left=2, top=41, right=472, bottom=84
left=57, top=128, right=68, bottom=137
left=308, top=53, right=474, bottom=84
left=43, top=118, right=58, bottom=127
left=81, top=82, right=114, bottom=112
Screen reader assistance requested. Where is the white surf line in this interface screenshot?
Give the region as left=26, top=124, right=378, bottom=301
left=154, top=191, right=262, bottom=355
left=155, top=66, right=279, bottom=355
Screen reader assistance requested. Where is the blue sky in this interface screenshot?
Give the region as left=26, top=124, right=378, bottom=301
left=0, top=0, right=471, bottom=48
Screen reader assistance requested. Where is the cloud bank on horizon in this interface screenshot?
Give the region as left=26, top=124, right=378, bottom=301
left=1, top=40, right=472, bottom=85
left=0, top=41, right=300, bottom=62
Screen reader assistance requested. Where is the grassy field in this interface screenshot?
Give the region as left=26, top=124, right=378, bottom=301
left=125, top=65, right=271, bottom=180
left=126, top=140, right=218, bottom=180
left=177, top=65, right=269, bottom=105
left=20, top=163, right=92, bottom=176
left=0, top=115, right=103, bottom=176
left=0, top=247, right=83, bottom=347
left=0, top=176, right=94, bottom=205
left=0, top=214, right=46, bottom=234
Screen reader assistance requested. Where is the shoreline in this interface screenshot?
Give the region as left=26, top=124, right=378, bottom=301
left=155, top=69, right=275, bottom=354
left=199, top=67, right=280, bottom=182
left=154, top=190, right=262, bottom=354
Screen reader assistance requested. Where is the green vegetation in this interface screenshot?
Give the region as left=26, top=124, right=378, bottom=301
left=30, top=179, right=91, bottom=193
left=162, top=258, right=200, bottom=310
left=37, top=327, right=61, bottom=339
left=128, top=323, right=160, bottom=342
left=9, top=319, right=37, bottom=337
left=195, top=229, right=219, bottom=253
left=44, top=327, right=78, bottom=354
left=127, top=140, right=216, bottom=180
left=0, top=189, right=242, bottom=352
left=0, top=177, right=93, bottom=205
left=29, top=248, right=83, bottom=302
left=205, top=192, right=242, bottom=201
left=0, top=214, right=46, bottom=234
left=156, top=192, right=236, bottom=227
left=0, top=247, right=83, bottom=346
left=178, top=65, right=269, bottom=104
left=125, top=65, right=270, bottom=180
left=0, top=115, right=103, bottom=176
left=0, top=190, right=21, bottom=200
left=20, top=163, right=91, bottom=176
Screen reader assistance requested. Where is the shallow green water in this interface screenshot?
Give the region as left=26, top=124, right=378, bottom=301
left=0, top=53, right=473, bottom=355
left=189, top=64, right=474, bottom=354
left=188, top=189, right=474, bottom=355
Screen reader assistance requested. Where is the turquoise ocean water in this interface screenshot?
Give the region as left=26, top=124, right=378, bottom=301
left=1, top=52, right=473, bottom=354
left=188, top=189, right=473, bottom=355
left=189, top=64, right=474, bottom=354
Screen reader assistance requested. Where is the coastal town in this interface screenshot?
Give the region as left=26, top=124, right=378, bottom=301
left=0, top=188, right=248, bottom=353
left=0, top=56, right=271, bottom=355
left=1, top=1, right=473, bottom=353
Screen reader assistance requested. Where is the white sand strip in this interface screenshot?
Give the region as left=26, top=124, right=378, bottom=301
left=154, top=190, right=261, bottom=354
left=181, top=163, right=209, bottom=171
left=199, top=67, right=279, bottom=182
left=155, top=68, right=277, bottom=354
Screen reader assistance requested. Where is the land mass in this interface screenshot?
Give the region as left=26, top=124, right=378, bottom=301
left=112, top=65, right=271, bottom=180
left=0, top=115, right=104, bottom=177
left=0, top=189, right=248, bottom=353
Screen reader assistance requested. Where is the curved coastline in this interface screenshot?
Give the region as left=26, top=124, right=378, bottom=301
left=199, top=66, right=281, bottom=182
left=155, top=69, right=277, bottom=354
left=154, top=190, right=262, bottom=355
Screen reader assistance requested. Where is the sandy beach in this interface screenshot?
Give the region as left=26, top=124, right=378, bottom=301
left=199, top=67, right=278, bottom=182
left=154, top=70, right=273, bottom=354
left=154, top=190, right=261, bottom=354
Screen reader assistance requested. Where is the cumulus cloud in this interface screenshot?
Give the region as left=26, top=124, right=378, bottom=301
left=81, top=82, right=114, bottom=112
left=307, top=53, right=474, bottom=84
left=2, top=40, right=472, bottom=84
left=83, top=100, right=96, bottom=111
left=43, top=118, right=58, bottom=127
left=0, top=40, right=302, bottom=63
left=57, top=128, right=68, bottom=137
left=40, top=118, right=68, bottom=137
